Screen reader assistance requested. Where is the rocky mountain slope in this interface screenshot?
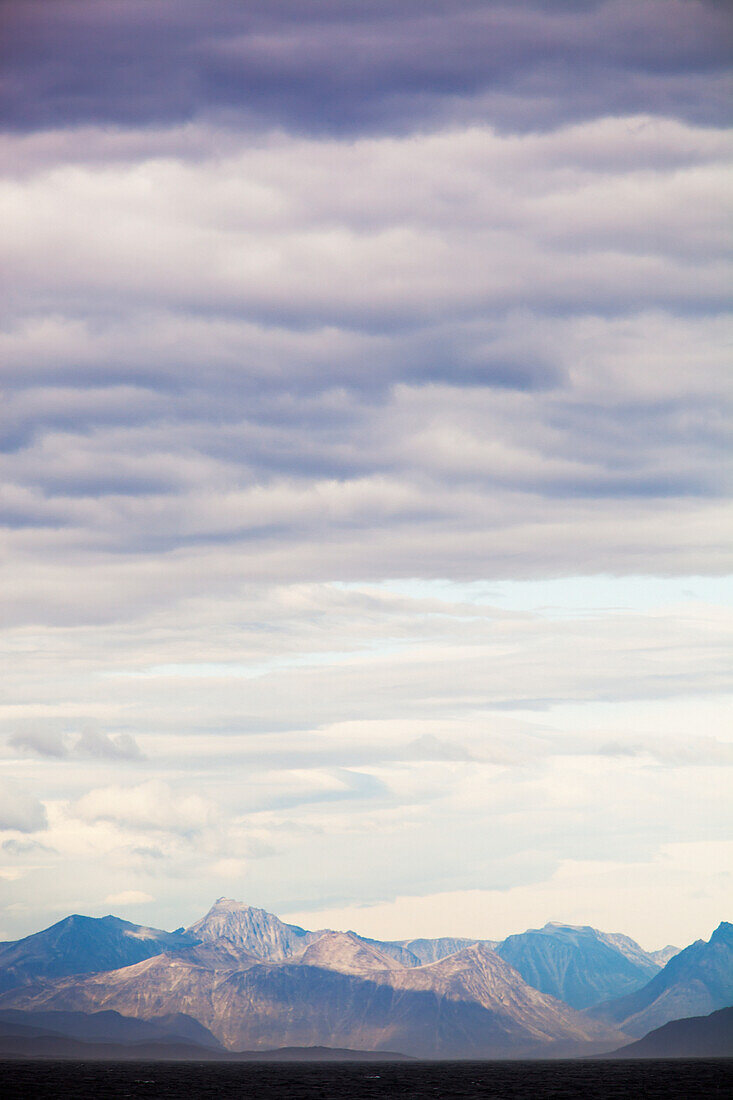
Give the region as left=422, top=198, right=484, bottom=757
left=299, top=931, right=406, bottom=974
left=186, top=898, right=319, bottom=961
left=596, top=930, right=678, bottom=973
left=588, top=921, right=733, bottom=1036
left=0, top=937, right=622, bottom=1058
left=494, top=923, right=665, bottom=1009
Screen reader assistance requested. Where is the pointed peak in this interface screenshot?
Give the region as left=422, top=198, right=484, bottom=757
left=203, top=898, right=270, bottom=919
left=186, top=898, right=310, bottom=960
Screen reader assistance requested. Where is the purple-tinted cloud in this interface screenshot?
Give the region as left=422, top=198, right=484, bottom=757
left=1, top=1, right=730, bottom=135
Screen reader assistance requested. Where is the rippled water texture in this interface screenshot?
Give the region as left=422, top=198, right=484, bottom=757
left=2, top=1059, right=732, bottom=1099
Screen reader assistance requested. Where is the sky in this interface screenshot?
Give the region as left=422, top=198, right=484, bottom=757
left=0, top=0, right=731, bottom=951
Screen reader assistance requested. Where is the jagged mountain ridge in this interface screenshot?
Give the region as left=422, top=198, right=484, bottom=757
left=0, top=897, right=672, bottom=1000
left=186, top=897, right=320, bottom=961
left=588, top=920, right=733, bottom=1037
left=494, top=922, right=664, bottom=1009
left=0, top=896, right=721, bottom=1058
left=0, top=939, right=622, bottom=1058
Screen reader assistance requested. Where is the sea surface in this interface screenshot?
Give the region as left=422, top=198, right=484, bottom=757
left=1, top=1059, right=731, bottom=1099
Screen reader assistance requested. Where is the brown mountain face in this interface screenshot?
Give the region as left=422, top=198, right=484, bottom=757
left=365, top=944, right=622, bottom=1051
left=0, top=936, right=623, bottom=1058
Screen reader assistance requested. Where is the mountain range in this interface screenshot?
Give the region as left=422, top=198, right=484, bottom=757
left=587, top=919, right=733, bottom=1037
left=0, top=898, right=728, bottom=1059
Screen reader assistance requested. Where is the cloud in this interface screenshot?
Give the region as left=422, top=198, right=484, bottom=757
left=130, top=846, right=166, bottom=861
left=2, top=121, right=730, bottom=335
left=104, top=890, right=154, bottom=906
left=209, top=858, right=247, bottom=879
left=74, top=780, right=216, bottom=835
left=8, top=729, right=68, bottom=759
left=2, top=1, right=730, bottom=136
left=0, top=780, right=47, bottom=833
left=404, top=735, right=476, bottom=763
left=0, top=0, right=730, bottom=945
left=74, top=730, right=143, bottom=761
left=2, top=837, right=53, bottom=855
left=594, top=734, right=733, bottom=766
left=9, top=727, right=143, bottom=761
left=0, top=117, right=729, bottom=631
left=281, top=840, right=733, bottom=949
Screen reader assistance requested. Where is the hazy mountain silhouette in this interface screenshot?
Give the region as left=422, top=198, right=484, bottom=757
left=494, top=922, right=663, bottom=1009
left=588, top=921, right=733, bottom=1036
left=0, top=1014, right=407, bottom=1062
left=0, top=1007, right=221, bottom=1048
left=607, top=1005, right=733, bottom=1058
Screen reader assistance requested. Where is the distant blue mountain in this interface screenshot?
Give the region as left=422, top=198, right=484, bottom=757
left=0, top=914, right=195, bottom=993
left=588, top=921, right=733, bottom=1036
left=494, top=923, right=664, bottom=1009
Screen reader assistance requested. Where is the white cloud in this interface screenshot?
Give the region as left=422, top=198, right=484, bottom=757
left=74, top=781, right=216, bottom=835
left=104, top=890, right=153, bottom=906
left=0, top=779, right=47, bottom=833
left=209, top=859, right=247, bottom=879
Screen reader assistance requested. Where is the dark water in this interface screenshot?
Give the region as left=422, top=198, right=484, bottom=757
left=1, top=1059, right=731, bottom=1099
